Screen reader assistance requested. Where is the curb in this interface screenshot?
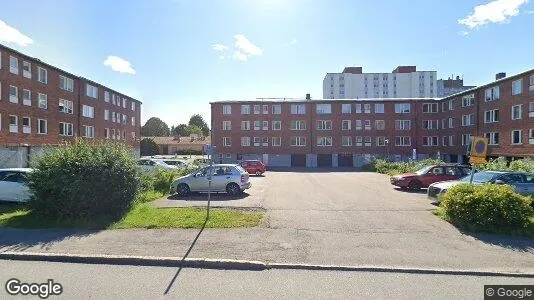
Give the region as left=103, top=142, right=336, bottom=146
left=1, top=252, right=533, bottom=278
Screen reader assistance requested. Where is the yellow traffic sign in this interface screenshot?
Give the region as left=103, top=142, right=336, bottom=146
left=470, top=137, right=488, bottom=158
left=469, top=156, right=486, bottom=165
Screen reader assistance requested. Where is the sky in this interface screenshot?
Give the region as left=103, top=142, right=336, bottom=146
left=1, top=0, right=533, bottom=128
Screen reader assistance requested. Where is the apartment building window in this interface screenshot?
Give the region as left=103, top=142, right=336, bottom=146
left=262, top=105, right=269, bottom=114
left=86, top=84, right=98, bottom=98
left=272, top=120, right=281, bottom=130
left=112, top=94, right=117, bottom=105
left=316, top=120, right=332, bottom=130
left=395, top=120, right=411, bottom=130
left=530, top=75, right=534, bottom=91
left=448, top=99, right=455, bottom=110
left=462, top=114, right=475, bottom=126
left=355, top=120, right=362, bottom=130
left=131, top=117, right=135, bottom=126
left=241, top=137, right=250, bottom=147
left=395, top=136, right=411, bottom=146
left=9, top=56, right=18, bottom=74
left=462, top=94, right=474, bottom=107
left=530, top=129, right=534, bottom=144
left=38, top=119, right=47, bottom=134
left=59, top=99, right=73, bottom=114
left=355, top=136, right=363, bottom=146
left=37, top=67, right=48, bottom=84
left=241, top=105, right=250, bottom=114
left=484, top=109, right=499, bottom=123
left=262, top=137, right=269, bottom=146
left=511, top=130, right=522, bottom=145
left=462, top=134, right=472, bottom=146
left=442, top=136, right=449, bottom=147
left=449, top=136, right=455, bottom=146
left=511, top=105, right=522, bottom=120
left=59, top=122, right=73, bottom=136
left=22, top=117, right=31, bottom=134
left=82, top=105, right=95, bottom=118
left=530, top=102, right=534, bottom=118
left=423, top=120, right=438, bottom=130
left=253, top=105, right=261, bottom=114
left=241, top=121, right=250, bottom=130
left=9, top=115, right=18, bottom=133
left=223, top=121, right=231, bottom=130
left=262, top=121, right=268, bottom=130
left=253, top=120, right=260, bottom=130
left=59, top=76, right=74, bottom=92
left=223, top=105, right=231, bottom=114
left=375, top=120, right=385, bottom=130
left=512, top=79, right=522, bottom=95
left=290, top=120, right=306, bottom=130
left=272, top=137, right=281, bottom=146
left=355, top=104, right=362, bottom=113
left=342, top=136, right=352, bottom=146
left=23, top=89, right=31, bottom=106
left=223, top=137, right=231, bottom=147
left=104, top=91, right=110, bottom=102
left=422, top=103, right=438, bottom=113
left=441, top=102, right=446, bottom=112
left=83, top=125, right=95, bottom=138
left=253, top=137, right=260, bottom=146
left=122, top=98, right=126, bottom=108
left=104, top=110, right=109, bottom=121
left=291, top=104, right=306, bottom=114
left=316, top=104, right=331, bottom=114
left=375, top=104, right=384, bottom=113
left=104, top=128, right=110, bottom=139
left=317, top=137, right=332, bottom=147
left=22, top=61, right=31, bottom=78
left=111, top=129, right=116, bottom=139
left=342, top=120, right=351, bottom=130
left=484, top=86, right=500, bottom=101
left=363, top=104, right=371, bottom=113
left=116, top=129, right=121, bottom=140
left=376, top=136, right=386, bottom=146
left=38, top=93, right=47, bottom=109
left=290, top=136, right=306, bottom=146
left=364, top=120, right=371, bottom=130
left=485, top=132, right=499, bottom=145
left=131, top=102, right=136, bottom=111
left=448, top=117, right=455, bottom=128
left=395, top=103, right=410, bottom=113
left=364, top=136, right=372, bottom=147
left=272, top=104, right=281, bottom=114
left=9, top=85, right=18, bottom=103
left=423, top=136, right=439, bottom=146
left=342, top=104, right=351, bottom=114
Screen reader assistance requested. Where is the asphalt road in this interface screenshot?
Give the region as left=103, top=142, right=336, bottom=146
left=1, top=260, right=532, bottom=299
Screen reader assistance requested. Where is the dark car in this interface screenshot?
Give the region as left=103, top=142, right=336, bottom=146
left=239, top=160, right=266, bottom=176
left=390, top=164, right=472, bottom=190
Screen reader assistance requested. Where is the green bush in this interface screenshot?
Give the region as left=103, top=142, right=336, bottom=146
left=28, top=140, right=140, bottom=220
left=373, top=158, right=443, bottom=175
left=141, top=167, right=198, bottom=194
left=477, top=157, right=534, bottom=173
left=440, top=183, right=533, bottom=232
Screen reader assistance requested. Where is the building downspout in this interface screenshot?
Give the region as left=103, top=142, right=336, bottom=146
left=77, top=78, right=82, bottom=138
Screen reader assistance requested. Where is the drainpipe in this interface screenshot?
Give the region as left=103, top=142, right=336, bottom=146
left=77, top=78, right=82, bottom=138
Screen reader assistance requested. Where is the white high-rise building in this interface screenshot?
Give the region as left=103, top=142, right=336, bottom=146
left=323, top=66, right=437, bottom=99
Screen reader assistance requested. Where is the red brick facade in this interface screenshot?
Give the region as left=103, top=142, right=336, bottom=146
left=0, top=44, right=141, bottom=150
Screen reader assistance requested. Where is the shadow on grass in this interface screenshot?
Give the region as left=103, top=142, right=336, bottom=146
left=167, top=192, right=250, bottom=202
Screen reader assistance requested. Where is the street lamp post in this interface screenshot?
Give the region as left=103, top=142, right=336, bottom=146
left=385, top=139, right=390, bottom=162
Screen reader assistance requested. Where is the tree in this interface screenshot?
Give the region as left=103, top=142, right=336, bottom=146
left=141, top=117, right=170, bottom=137
left=186, top=125, right=203, bottom=136
left=188, top=114, right=209, bottom=137
left=140, top=138, right=160, bottom=156
left=171, top=124, right=189, bottom=136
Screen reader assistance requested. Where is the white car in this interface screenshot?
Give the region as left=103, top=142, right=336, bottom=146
left=138, top=158, right=179, bottom=172
left=0, top=168, right=32, bottom=203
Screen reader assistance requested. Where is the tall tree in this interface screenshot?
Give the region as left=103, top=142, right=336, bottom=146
left=171, top=124, right=189, bottom=136
left=186, top=125, right=203, bottom=136
left=141, top=117, right=170, bottom=137
left=140, top=138, right=160, bottom=156
left=188, top=114, right=210, bottom=137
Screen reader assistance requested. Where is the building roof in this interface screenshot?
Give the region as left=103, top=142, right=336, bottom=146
left=210, top=97, right=441, bottom=104
left=0, top=43, right=142, bottom=104
left=145, top=136, right=210, bottom=145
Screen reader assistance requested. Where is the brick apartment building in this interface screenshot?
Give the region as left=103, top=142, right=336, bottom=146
left=211, top=68, right=534, bottom=168
left=0, top=44, right=142, bottom=167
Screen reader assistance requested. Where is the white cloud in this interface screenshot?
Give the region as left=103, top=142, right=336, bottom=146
left=458, top=0, right=529, bottom=29
left=526, top=9, right=534, bottom=14
left=233, top=34, right=263, bottom=61
left=459, top=31, right=469, bottom=36
left=285, top=38, right=298, bottom=47
left=212, top=43, right=228, bottom=52
left=0, top=19, right=33, bottom=47
left=218, top=55, right=226, bottom=60
left=103, top=56, right=136, bottom=74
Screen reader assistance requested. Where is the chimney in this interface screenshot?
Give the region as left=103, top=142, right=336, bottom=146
left=305, top=93, right=311, bottom=100
left=496, top=72, right=506, bottom=80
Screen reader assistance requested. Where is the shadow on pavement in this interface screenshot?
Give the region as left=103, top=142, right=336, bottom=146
left=463, top=231, right=534, bottom=252
left=166, top=192, right=250, bottom=202
left=393, top=187, right=428, bottom=194
left=266, top=167, right=364, bottom=173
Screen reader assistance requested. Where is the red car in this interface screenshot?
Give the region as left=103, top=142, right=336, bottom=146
left=390, top=164, right=472, bottom=190
left=239, top=160, right=266, bottom=176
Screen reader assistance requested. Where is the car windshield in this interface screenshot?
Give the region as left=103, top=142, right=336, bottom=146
left=460, top=172, right=499, bottom=183
left=415, top=166, right=433, bottom=175
left=235, top=165, right=247, bottom=173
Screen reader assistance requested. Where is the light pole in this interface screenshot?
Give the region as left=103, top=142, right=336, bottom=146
left=385, top=139, right=390, bottom=162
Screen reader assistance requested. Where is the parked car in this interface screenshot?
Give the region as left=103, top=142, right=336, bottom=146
left=0, top=168, right=32, bottom=203
left=138, top=158, right=178, bottom=172
left=428, top=171, right=534, bottom=202
left=192, top=158, right=211, bottom=166
left=162, top=159, right=187, bottom=168
left=170, top=164, right=251, bottom=196
left=390, top=164, right=472, bottom=190
left=239, top=160, right=266, bottom=176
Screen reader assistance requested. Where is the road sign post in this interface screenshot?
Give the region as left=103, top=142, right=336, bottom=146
left=468, top=137, right=488, bottom=183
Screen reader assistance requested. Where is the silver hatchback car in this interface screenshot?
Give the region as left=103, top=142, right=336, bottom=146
left=170, top=164, right=251, bottom=196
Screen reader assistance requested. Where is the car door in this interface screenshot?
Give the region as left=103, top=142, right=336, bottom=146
left=211, top=166, right=229, bottom=191
left=190, top=166, right=211, bottom=192
left=512, top=174, right=534, bottom=196
left=443, top=166, right=460, bottom=181
left=421, top=167, right=444, bottom=187
left=496, top=173, right=525, bottom=194
left=0, top=171, right=11, bottom=201
left=1, top=172, right=30, bottom=202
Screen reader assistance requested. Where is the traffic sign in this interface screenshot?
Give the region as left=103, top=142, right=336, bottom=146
left=470, top=137, right=488, bottom=158
left=469, top=156, right=486, bottom=164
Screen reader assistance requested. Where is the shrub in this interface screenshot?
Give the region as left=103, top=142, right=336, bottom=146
left=477, top=157, right=509, bottom=172
left=28, top=140, right=140, bottom=220
left=141, top=167, right=197, bottom=194
left=373, top=158, right=443, bottom=175
left=440, top=183, right=533, bottom=232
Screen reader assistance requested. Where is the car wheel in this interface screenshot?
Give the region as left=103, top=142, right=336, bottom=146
left=226, top=183, right=241, bottom=196
left=408, top=180, right=422, bottom=191
left=255, top=170, right=262, bottom=176
left=177, top=183, right=190, bottom=197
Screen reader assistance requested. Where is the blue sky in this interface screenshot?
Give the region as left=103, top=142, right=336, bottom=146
left=1, top=0, right=533, bottom=127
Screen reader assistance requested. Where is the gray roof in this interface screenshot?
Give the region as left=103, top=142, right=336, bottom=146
left=210, top=97, right=441, bottom=104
